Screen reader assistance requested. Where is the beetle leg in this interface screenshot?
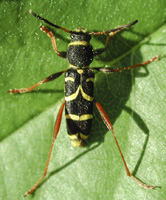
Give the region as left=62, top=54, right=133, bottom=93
left=90, top=20, right=138, bottom=36
left=92, top=56, right=159, bottom=73
left=40, top=26, right=67, bottom=58
left=8, top=70, right=66, bottom=93
left=24, top=101, right=65, bottom=197
left=93, top=30, right=120, bottom=56
left=95, top=101, right=156, bottom=189
left=93, top=20, right=138, bottom=56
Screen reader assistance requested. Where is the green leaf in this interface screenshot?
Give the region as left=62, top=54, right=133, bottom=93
left=0, top=1, right=166, bottom=200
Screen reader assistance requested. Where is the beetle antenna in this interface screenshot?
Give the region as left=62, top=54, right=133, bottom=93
left=29, top=10, right=72, bottom=34
left=89, top=20, right=138, bottom=35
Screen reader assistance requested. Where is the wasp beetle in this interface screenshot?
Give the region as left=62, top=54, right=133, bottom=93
left=8, top=10, right=159, bottom=196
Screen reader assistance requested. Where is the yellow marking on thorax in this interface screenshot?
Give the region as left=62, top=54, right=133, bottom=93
left=65, top=85, right=93, bottom=101
left=86, top=77, right=94, bottom=82
left=68, top=41, right=90, bottom=47
left=66, top=114, right=93, bottom=121
left=65, top=77, right=74, bottom=82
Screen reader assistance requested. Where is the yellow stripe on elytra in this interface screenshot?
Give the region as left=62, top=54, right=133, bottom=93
left=68, top=64, right=89, bottom=69
left=65, top=86, right=80, bottom=101
left=79, top=86, right=93, bottom=101
left=77, top=69, right=83, bottom=74
left=68, top=133, right=79, bottom=140
left=65, top=85, right=93, bottom=101
left=68, top=133, right=89, bottom=147
left=68, top=41, right=90, bottom=47
left=80, top=133, right=89, bottom=139
left=65, top=77, right=74, bottom=82
left=86, top=77, right=94, bottom=82
left=68, top=133, right=89, bottom=140
left=68, top=134, right=82, bottom=147
left=66, top=114, right=93, bottom=121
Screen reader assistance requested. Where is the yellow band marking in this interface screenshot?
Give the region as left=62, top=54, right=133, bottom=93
left=68, top=41, right=90, bottom=47
left=68, top=133, right=82, bottom=147
left=65, top=86, right=80, bottom=101
left=86, top=77, right=94, bottom=82
left=65, top=77, right=74, bottom=82
left=68, top=133, right=79, bottom=140
left=77, top=69, right=83, bottom=74
left=71, top=140, right=82, bottom=147
left=68, top=133, right=89, bottom=140
left=68, top=64, right=89, bottom=69
left=65, top=85, right=93, bottom=101
left=80, top=133, right=89, bottom=139
left=66, top=114, right=93, bottom=121
left=79, top=86, right=93, bottom=101
left=68, top=133, right=89, bottom=147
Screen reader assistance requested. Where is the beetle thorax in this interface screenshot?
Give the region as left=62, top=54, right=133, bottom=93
left=67, top=30, right=93, bottom=67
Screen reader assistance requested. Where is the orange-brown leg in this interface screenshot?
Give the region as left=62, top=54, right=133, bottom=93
left=92, top=56, right=159, bottom=72
left=95, top=101, right=156, bottom=189
left=8, top=70, right=65, bottom=93
left=93, top=30, right=120, bottom=56
left=24, top=101, right=65, bottom=197
left=93, top=20, right=138, bottom=56
left=40, top=26, right=67, bottom=58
